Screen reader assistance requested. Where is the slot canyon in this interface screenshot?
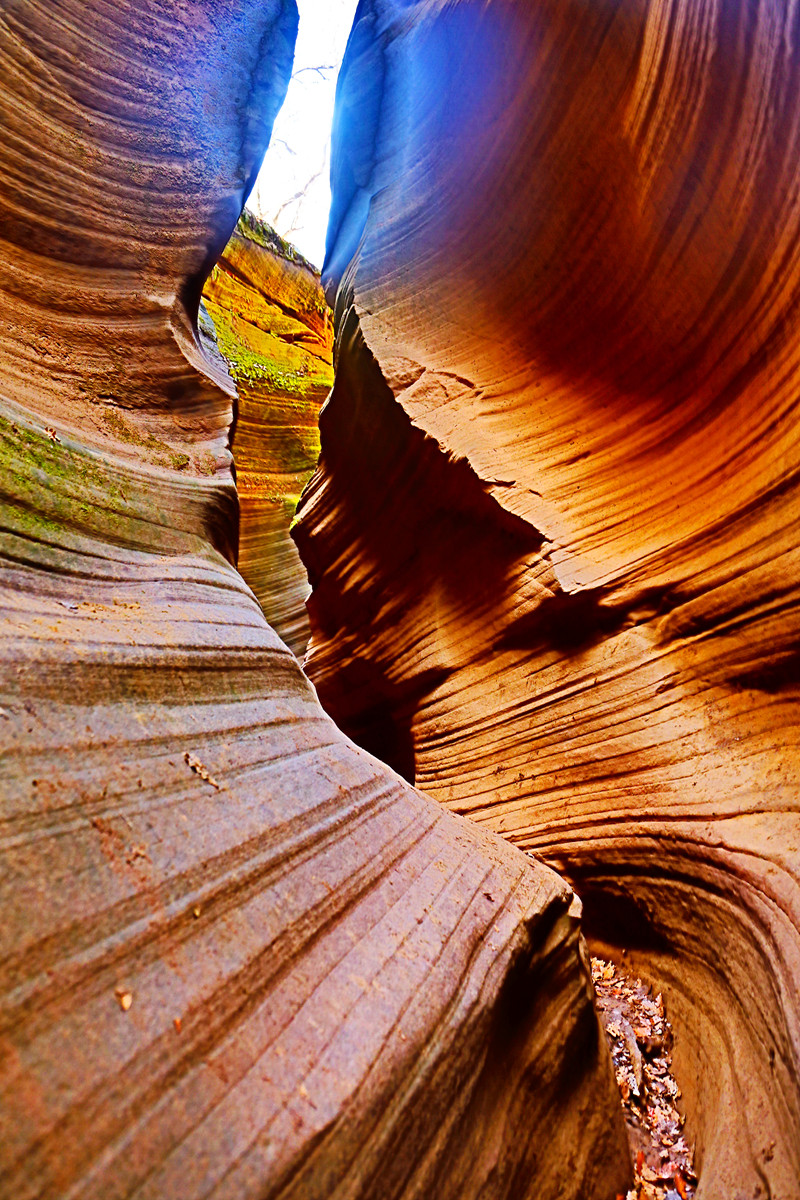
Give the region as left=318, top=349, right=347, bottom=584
left=1, top=1, right=799, bottom=1198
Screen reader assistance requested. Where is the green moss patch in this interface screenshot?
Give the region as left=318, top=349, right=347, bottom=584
left=237, top=209, right=320, bottom=273
left=100, top=410, right=193, bottom=472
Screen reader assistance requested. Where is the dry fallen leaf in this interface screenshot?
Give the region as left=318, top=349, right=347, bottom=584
left=183, top=751, right=224, bottom=791
left=125, top=844, right=149, bottom=866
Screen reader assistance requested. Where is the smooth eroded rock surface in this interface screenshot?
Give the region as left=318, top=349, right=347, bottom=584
left=0, top=2, right=630, bottom=1197
left=295, top=1, right=800, bottom=1195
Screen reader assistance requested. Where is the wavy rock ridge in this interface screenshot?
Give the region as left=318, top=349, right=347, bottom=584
left=0, top=2, right=630, bottom=1198
left=296, top=0, right=800, bottom=1195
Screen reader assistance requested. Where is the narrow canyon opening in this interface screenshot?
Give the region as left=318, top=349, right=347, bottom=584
left=198, top=0, right=356, bottom=656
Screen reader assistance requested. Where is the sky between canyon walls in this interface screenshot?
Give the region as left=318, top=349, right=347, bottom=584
left=248, top=0, right=360, bottom=266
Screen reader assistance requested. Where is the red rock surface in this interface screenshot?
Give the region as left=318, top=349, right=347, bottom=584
left=295, top=0, right=800, bottom=1194
left=0, top=2, right=630, bottom=1197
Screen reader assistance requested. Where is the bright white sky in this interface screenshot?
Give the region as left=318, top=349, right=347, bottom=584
left=247, top=0, right=360, bottom=267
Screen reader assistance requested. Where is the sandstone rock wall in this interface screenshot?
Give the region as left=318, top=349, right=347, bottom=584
left=295, top=0, right=800, bottom=1194
left=0, top=2, right=630, bottom=1197
left=202, top=213, right=333, bottom=655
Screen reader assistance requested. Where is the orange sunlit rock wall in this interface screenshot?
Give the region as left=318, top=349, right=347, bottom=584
left=295, top=0, right=800, bottom=1193
left=202, top=213, right=332, bottom=654
left=0, top=2, right=631, bottom=1197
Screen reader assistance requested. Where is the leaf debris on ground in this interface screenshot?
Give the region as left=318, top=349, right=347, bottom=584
left=183, top=751, right=224, bottom=791
left=114, top=987, right=133, bottom=1011
left=592, top=956, right=697, bottom=1200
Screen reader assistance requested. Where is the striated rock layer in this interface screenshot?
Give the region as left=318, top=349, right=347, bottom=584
left=0, top=1, right=630, bottom=1197
left=202, top=212, right=332, bottom=655
left=295, top=0, right=800, bottom=1195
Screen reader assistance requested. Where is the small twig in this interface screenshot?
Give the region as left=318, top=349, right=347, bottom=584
left=292, top=65, right=337, bottom=79
left=270, top=164, right=326, bottom=225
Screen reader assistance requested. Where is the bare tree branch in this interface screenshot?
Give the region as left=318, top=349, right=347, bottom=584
left=292, top=64, right=337, bottom=79
left=270, top=163, right=326, bottom=227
